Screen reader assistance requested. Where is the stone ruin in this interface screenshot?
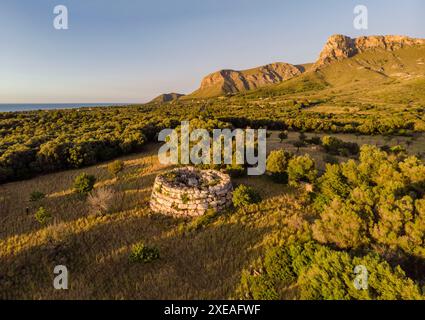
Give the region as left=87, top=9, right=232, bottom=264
left=150, top=167, right=233, bottom=217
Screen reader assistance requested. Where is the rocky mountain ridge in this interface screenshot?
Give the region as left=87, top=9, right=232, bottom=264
left=193, top=62, right=304, bottom=97
left=314, top=34, right=425, bottom=68
left=151, top=34, right=425, bottom=101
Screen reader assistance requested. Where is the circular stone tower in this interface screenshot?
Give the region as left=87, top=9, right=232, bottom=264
left=150, top=167, right=233, bottom=216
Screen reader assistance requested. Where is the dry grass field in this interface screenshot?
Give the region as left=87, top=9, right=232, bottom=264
left=1, top=133, right=424, bottom=299
left=0, top=142, right=307, bottom=299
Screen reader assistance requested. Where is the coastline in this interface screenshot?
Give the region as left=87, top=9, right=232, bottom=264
left=0, top=103, right=134, bottom=113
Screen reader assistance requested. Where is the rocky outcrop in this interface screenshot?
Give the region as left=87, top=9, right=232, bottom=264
left=192, top=62, right=303, bottom=97
left=314, top=34, right=425, bottom=69
left=150, top=167, right=233, bottom=217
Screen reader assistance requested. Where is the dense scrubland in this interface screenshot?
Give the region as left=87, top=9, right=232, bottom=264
left=1, top=83, right=424, bottom=184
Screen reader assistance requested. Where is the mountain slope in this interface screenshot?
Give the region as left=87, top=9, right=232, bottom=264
left=316, top=45, right=425, bottom=86
left=151, top=93, right=185, bottom=103
left=152, top=34, right=425, bottom=101
left=188, top=62, right=305, bottom=98
left=267, top=36, right=425, bottom=91
left=314, top=34, right=425, bottom=69
left=238, top=39, right=425, bottom=109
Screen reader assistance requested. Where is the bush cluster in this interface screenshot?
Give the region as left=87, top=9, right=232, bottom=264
left=266, top=149, right=317, bottom=185
left=313, top=145, right=425, bottom=255
left=0, top=93, right=421, bottom=184
left=29, top=191, right=45, bottom=202
left=129, top=242, right=160, bottom=263
left=321, top=135, right=359, bottom=156
left=232, top=185, right=262, bottom=208
left=73, top=173, right=96, bottom=195
left=34, top=206, right=51, bottom=225
left=239, top=242, right=423, bottom=300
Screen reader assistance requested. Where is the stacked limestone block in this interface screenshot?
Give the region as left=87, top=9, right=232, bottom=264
left=150, top=167, right=233, bottom=217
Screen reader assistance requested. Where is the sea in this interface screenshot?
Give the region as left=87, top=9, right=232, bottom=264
left=0, top=103, right=133, bottom=113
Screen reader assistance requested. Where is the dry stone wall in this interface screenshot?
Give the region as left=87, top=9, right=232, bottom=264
left=150, top=167, right=233, bottom=217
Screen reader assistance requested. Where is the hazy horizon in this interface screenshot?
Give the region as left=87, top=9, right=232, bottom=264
left=1, top=0, right=425, bottom=103
left=0, top=102, right=133, bottom=112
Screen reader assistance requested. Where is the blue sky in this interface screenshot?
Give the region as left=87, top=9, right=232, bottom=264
left=0, top=0, right=424, bottom=103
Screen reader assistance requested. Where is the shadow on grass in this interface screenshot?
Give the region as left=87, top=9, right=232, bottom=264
left=1, top=208, right=272, bottom=299
left=60, top=220, right=270, bottom=299
left=0, top=212, right=183, bottom=299
left=233, top=175, right=294, bottom=201
left=1, top=170, right=160, bottom=240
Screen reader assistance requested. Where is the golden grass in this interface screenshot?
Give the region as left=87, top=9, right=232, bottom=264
left=0, top=142, right=300, bottom=299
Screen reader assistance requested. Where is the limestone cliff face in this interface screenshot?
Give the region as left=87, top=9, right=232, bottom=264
left=314, top=35, right=357, bottom=67
left=314, top=34, right=425, bottom=68
left=195, top=62, right=303, bottom=96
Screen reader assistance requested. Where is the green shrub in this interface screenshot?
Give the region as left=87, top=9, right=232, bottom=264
left=264, top=247, right=296, bottom=285
left=287, top=155, right=317, bottom=186
left=266, top=149, right=293, bottom=183
left=390, top=145, right=407, bottom=154
left=181, top=209, right=219, bottom=234
left=321, top=135, right=338, bottom=152
left=292, top=140, right=306, bottom=151
left=321, top=136, right=359, bottom=156
left=34, top=206, right=51, bottom=224
left=73, top=173, right=96, bottom=195
left=238, top=242, right=424, bottom=300
left=239, top=268, right=279, bottom=300
left=312, top=145, right=425, bottom=256
left=306, top=136, right=321, bottom=145
left=278, top=131, right=288, bottom=142
left=315, top=164, right=350, bottom=204
left=232, top=184, right=261, bottom=208
left=29, top=191, right=45, bottom=202
left=129, top=242, right=160, bottom=263
left=108, top=160, right=124, bottom=177
left=298, top=245, right=423, bottom=300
